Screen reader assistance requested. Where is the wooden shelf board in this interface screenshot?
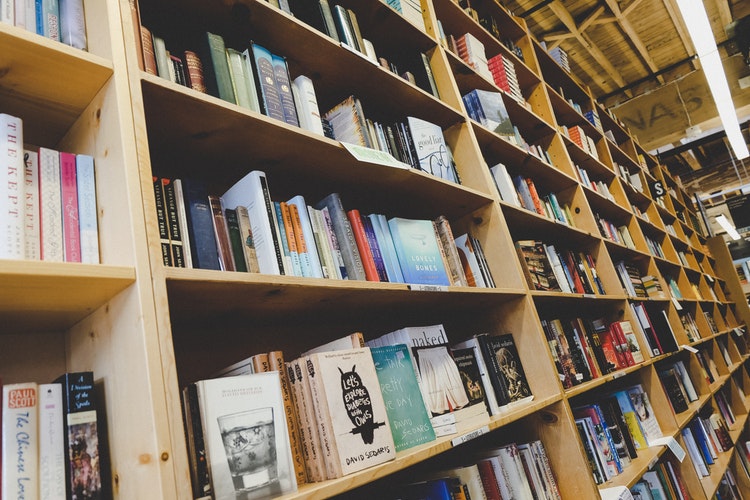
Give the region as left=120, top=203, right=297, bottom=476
left=597, top=437, right=670, bottom=490
left=165, top=269, right=527, bottom=328
left=0, top=260, right=135, bottom=332
left=700, top=448, right=736, bottom=498
left=0, top=24, right=113, bottom=146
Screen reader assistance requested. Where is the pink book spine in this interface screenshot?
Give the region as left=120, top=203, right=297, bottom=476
left=60, top=152, right=81, bottom=262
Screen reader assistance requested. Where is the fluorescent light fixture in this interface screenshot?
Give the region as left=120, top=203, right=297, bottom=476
left=716, top=214, right=741, bottom=239
left=675, top=0, right=749, bottom=159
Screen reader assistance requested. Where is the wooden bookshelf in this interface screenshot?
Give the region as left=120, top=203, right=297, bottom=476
left=5, top=0, right=750, bottom=498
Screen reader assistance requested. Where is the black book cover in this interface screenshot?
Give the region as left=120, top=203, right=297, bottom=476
left=659, top=367, right=689, bottom=413
left=181, top=178, right=220, bottom=270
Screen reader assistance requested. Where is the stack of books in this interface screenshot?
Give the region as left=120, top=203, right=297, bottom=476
left=561, top=124, right=600, bottom=160
left=548, top=46, right=570, bottom=72
left=487, top=54, right=524, bottom=104
left=455, top=33, right=492, bottom=81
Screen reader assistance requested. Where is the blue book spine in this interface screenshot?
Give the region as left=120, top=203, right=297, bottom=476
left=512, top=175, right=536, bottom=212
left=75, top=154, right=99, bottom=264
left=369, top=214, right=403, bottom=283
left=271, top=54, right=300, bottom=127
left=251, top=43, right=286, bottom=122
left=36, top=0, right=60, bottom=40
left=182, top=179, right=220, bottom=270
left=274, top=201, right=301, bottom=276
left=361, top=214, right=388, bottom=281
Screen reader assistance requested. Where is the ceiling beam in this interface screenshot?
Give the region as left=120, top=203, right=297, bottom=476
left=547, top=1, right=629, bottom=93
left=661, top=0, right=696, bottom=55
left=713, top=0, right=733, bottom=38
left=602, top=0, right=664, bottom=84
left=621, top=0, right=645, bottom=18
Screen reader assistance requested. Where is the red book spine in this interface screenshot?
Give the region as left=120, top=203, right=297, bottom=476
left=140, top=26, right=157, bottom=75
left=525, top=178, right=546, bottom=216
left=608, top=324, right=628, bottom=368
left=346, top=209, right=380, bottom=282
left=476, top=459, right=502, bottom=500
left=612, top=321, right=635, bottom=366
left=60, top=152, right=81, bottom=263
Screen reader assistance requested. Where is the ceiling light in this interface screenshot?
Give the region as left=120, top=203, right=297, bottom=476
left=675, top=0, right=749, bottom=159
left=716, top=214, right=741, bottom=239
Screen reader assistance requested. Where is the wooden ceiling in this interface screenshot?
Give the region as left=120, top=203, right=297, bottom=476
left=498, top=0, right=750, bottom=195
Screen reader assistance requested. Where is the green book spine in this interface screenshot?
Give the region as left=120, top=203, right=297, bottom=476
left=202, top=32, right=236, bottom=104
left=224, top=208, right=248, bottom=272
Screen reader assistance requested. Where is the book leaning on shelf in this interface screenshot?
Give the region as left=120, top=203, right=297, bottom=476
left=1, top=113, right=100, bottom=263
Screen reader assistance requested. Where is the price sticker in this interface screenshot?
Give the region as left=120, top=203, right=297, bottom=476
left=451, top=425, right=489, bottom=447
left=409, top=284, right=448, bottom=292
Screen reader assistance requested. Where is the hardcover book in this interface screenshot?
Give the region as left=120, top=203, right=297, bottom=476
left=307, top=348, right=396, bottom=476
left=199, top=31, right=236, bottom=104
left=59, top=152, right=81, bottom=262
left=196, top=373, right=297, bottom=499
left=388, top=217, right=450, bottom=286
left=250, top=43, right=286, bottom=122
left=55, top=372, right=102, bottom=500
left=271, top=54, right=300, bottom=127
left=181, top=178, right=220, bottom=270
left=370, top=344, right=436, bottom=452
left=291, top=75, right=325, bottom=136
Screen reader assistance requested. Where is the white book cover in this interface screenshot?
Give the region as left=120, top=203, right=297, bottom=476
left=76, top=154, right=99, bottom=264
left=196, top=373, right=297, bottom=500
left=406, top=116, right=455, bottom=181
left=307, top=348, right=396, bottom=477
left=38, top=147, right=64, bottom=261
left=221, top=170, right=282, bottom=275
left=239, top=49, right=262, bottom=114
left=287, top=195, right=324, bottom=278
left=291, top=75, right=325, bottom=136
left=13, top=0, right=23, bottom=26
left=307, top=206, right=336, bottom=279
left=59, top=0, right=86, bottom=49
left=490, top=163, right=521, bottom=207
left=0, top=0, right=13, bottom=22
left=2, top=382, right=39, bottom=500
left=39, top=383, right=66, bottom=500
left=227, top=49, right=254, bottom=111
left=1, top=114, right=24, bottom=259
left=23, top=149, right=40, bottom=260
left=23, top=0, right=35, bottom=32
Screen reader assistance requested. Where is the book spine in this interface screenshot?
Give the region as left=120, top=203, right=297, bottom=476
left=182, top=384, right=211, bottom=497
left=347, top=209, right=380, bottom=281
left=1, top=114, right=24, bottom=260
left=476, top=334, right=510, bottom=407
left=305, top=356, right=341, bottom=479
left=161, top=178, right=184, bottom=268
left=39, top=0, right=60, bottom=40
left=153, top=176, right=172, bottom=266
left=271, top=54, right=300, bottom=127
left=59, top=151, right=81, bottom=263
left=251, top=43, right=286, bottom=121
left=320, top=206, right=347, bottom=279
left=73, top=154, right=99, bottom=264
left=360, top=214, right=388, bottom=281
left=182, top=179, right=220, bottom=270
left=268, top=352, right=307, bottom=485
left=233, top=204, right=259, bottom=273
left=39, top=383, right=66, bottom=500
left=291, top=75, right=325, bottom=136
left=23, top=149, right=40, bottom=260
left=288, top=202, right=314, bottom=278
left=273, top=201, right=295, bottom=275
left=202, top=31, right=236, bottom=103
left=208, top=195, right=235, bottom=271
left=58, top=0, right=86, bottom=49
left=0, top=0, right=13, bottom=23
left=292, top=359, right=325, bottom=481
left=128, top=0, right=144, bottom=70
left=2, top=382, right=39, bottom=500
left=38, top=147, right=63, bottom=261
left=224, top=208, right=248, bottom=272
left=183, top=50, right=207, bottom=93
left=140, top=26, right=158, bottom=75
left=316, top=194, right=365, bottom=280
left=279, top=201, right=303, bottom=276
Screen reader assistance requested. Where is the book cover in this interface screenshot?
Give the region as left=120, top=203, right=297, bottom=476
left=39, top=383, right=66, bottom=500
left=55, top=372, right=102, bottom=500
left=370, top=344, right=436, bottom=452
left=59, top=151, right=81, bottom=263
left=221, top=171, right=284, bottom=275
left=314, top=193, right=366, bottom=280
left=181, top=178, right=220, bottom=270
left=322, top=96, right=370, bottom=147
left=626, top=384, right=662, bottom=446
left=23, top=148, right=40, bottom=260
left=250, top=42, right=285, bottom=122
left=182, top=383, right=212, bottom=498
left=270, top=54, right=300, bottom=127
left=388, top=217, right=450, bottom=286
left=196, top=373, right=297, bottom=499
left=483, top=333, right=533, bottom=405
left=307, top=348, right=396, bottom=476
left=76, top=154, right=99, bottom=264
left=405, top=117, right=455, bottom=181
left=1, top=114, right=24, bottom=260
left=2, top=382, right=39, bottom=500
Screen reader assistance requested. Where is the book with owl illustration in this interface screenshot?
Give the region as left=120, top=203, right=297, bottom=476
left=195, top=373, right=297, bottom=500
left=307, top=348, right=396, bottom=477
left=370, top=344, right=436, bottom=452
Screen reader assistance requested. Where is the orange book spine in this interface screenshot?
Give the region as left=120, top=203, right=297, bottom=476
left=346, top=209, right=380, bottom=281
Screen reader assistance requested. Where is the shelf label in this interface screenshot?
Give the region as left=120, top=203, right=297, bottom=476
left=341, top=142, right=411, bottom=170
left=671, top=296, right=683, bottom=310
left=583, top=293, right=597, bottom=299
left=451, top=425, right=489, bottom=447
left=681, top=344, right=698, bottom=353
left=409, top=284, right=448, bottom=292
left=611, top=371, right=626, bottom=379
left=650, top=436, right=686, bottom=462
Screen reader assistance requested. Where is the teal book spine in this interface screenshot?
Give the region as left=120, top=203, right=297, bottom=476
left=251, top=42, right=286, bottom=122
left=388, top=217, right=450, bottom=286
left=370, top=344, right=436, bottom=452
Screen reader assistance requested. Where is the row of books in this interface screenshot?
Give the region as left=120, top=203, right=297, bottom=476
left=657, top=359, right=699, bottom=415
left=682, top=409, right=733, bottom=478
left=629, top=456, right=690, bottom=499
left=630, top=301, right=679, bottom=356
left=182, top=324, right=535, bottom=497
left=514, top=239, right=606, bottom=295
left=541, top=316, right=644, bottom=389
left=0, top=0, right=87, bottom=49
left=395, top=440, right=562, bottom=500
left=492, top=163, right=576, bottom=226
left=614, top=260, right=664, bottom=299
left=614, top=161, right=646, bottom=194
left=561, top=124, right=600, bottom=161
left=1, top=372, right=102, bottom=500
left=574, top=164, right=618, bottom=203
left=324, top=97, right=460, bottom=183
left=574, top=384, right=663, bottom=484
left=680, top=310, right=702, bottom=343
left=644, top=233, right=666, bottom=259
left=596, top=213, right=636, bottom=248
left=0, top=114, right=99, bottom=263
left=155, top=170, right=493, bottom=287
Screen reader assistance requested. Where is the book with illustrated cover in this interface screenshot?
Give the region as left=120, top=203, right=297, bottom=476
left=388, top=217, right=450, bottom=286
left=307, top=348, right=396, bottom=477
left=2, top=382, right=39, bottom=500
left=405, top=117, right=457, bottom=182
left=196, top=373, right=297, bottom=499
left=55, top=372, right=103, bottom=500
left=370, top=344, right=436, bottom=452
